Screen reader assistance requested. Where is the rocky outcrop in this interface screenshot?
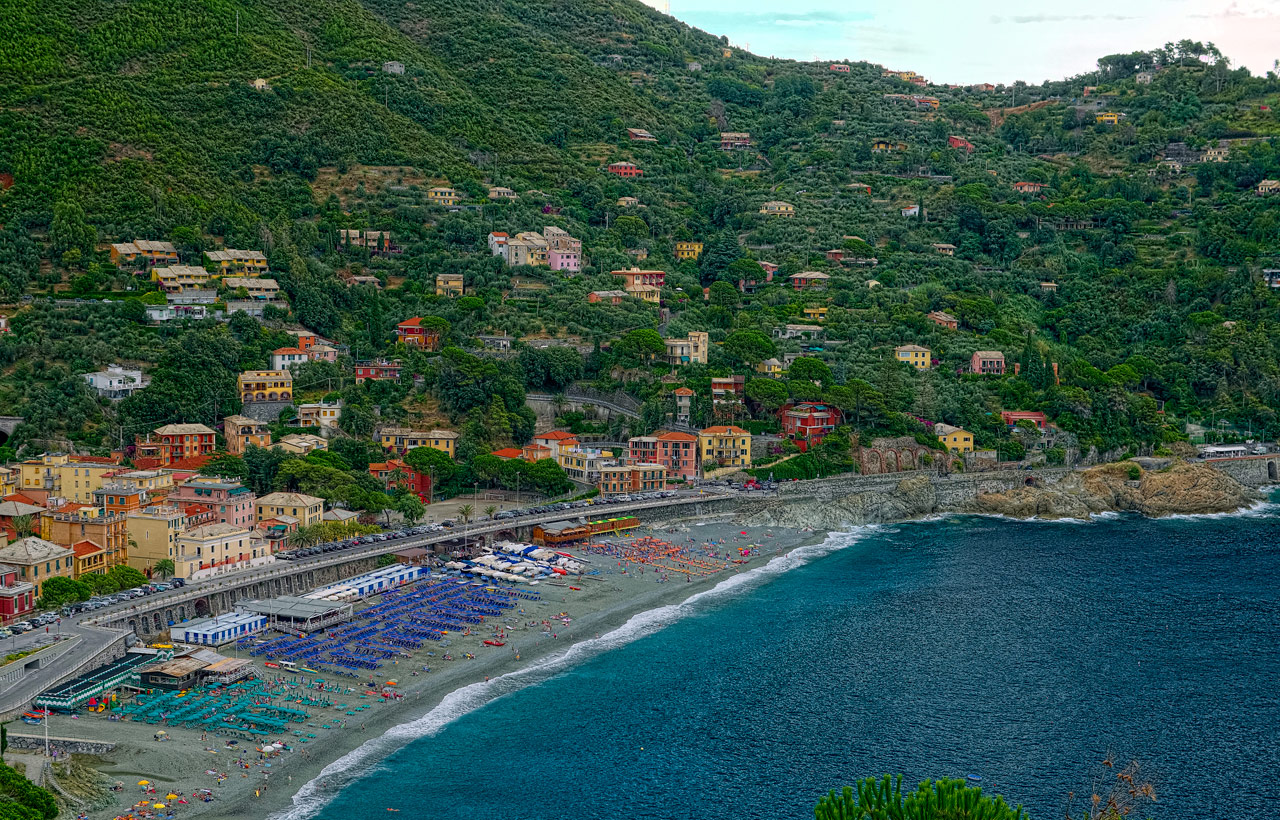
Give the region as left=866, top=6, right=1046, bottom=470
left=970, top=462, right=1260, bottom=519
left=736, top=462, right=1260, bottom=529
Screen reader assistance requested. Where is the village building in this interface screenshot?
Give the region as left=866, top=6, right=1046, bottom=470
left=222, top=277, right=280, bottom=300
left=256, top=492, right=324, bottom=529
left=895, top=345, right=932, bottom=370
left=354, top=360, right=403, bottom=383
left=395, top=317, right=444, bottom=350
left=170, top=477, right=256, bottom=529
left=222, top=415, right=271, bottom=455
left=789, top=271, right=830, bottom=291
left=719, top=132, right=751, bottom=150
left=598, top=464, right=667, bottom=497
left=238, top=370, right=293, bottom=403
left=626, top=128, right=657, bottom=142
left=759, top=200, right=795, bottom=217
left=427, top=187, right=460, bottom=206
left=435, top=273, right=465, bottom=297
left=487, top=186, right=517, bottom=200
left=970, top=350, right=1006, bottom=375
left=204, top=249, right=268, bottom=276
left=698, top=425, right=752, bottom=469
left=153, top=265, right=213, bottom=293
left=378, top=428, right=458, bottom=458
left=927, top=310, right=958, bottom=330
left=0, top=537, right=73, bottom=599
left=82, top=365, right=150, bottom=400
left=674, top=241, right=704, bottom=261
left=175, top=524, right=268, bottom=580
left=110, top=239, right=179, bottom=268
left=274, top=434, right=327, bottom=456
left=124, top=506, right=185, bottom=574
left=607, top=161, right=643, bottom=178
left=664, top=331, right=710, bottom=366
left=935, top=423, right=974, bottom=453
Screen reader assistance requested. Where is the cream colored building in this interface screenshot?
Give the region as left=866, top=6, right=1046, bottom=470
left=126, top=506, right=186, bottom=573
left=275, top=434, right=327, bottom=455
left=296, top=402, right=341, bottom=431
left=256, top=492, right=324, bottom=528
left=175, top=523, right=271, bottom=581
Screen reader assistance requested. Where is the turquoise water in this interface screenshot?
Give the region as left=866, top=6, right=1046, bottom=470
left=287, top=501, right=1280, bottom=820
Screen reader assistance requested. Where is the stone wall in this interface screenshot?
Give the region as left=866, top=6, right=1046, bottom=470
left=857, top=436, right=939, bottom=475
left=1202, top=456, right=1280, bottom=487
left=7, top=735, right=116, bottom=755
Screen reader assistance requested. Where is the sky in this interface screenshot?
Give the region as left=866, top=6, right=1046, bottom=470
left=641, top=0, right=1280, bottom=85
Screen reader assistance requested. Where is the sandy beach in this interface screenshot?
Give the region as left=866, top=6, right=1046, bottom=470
left=37, top=520, right=822, bottom=820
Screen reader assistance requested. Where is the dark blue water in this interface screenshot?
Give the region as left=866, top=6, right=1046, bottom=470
left=294, top=503, right=1280, bottom=820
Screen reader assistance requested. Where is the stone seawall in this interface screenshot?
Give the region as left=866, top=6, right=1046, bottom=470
left=7, top=735, right=116, bottom=755
left=1201, top=455, right=1280, bottom=487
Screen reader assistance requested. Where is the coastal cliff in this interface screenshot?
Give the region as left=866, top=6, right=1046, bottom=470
left=737, top=462, right=1261, bottom=529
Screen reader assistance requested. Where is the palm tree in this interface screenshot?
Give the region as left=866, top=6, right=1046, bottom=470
left=153, top=559, right=175, bottom=580
left=11, top=515, right=34, bottom=539
left=457, top=504, right=474, bottom=524
left=484, top=505, right=497, bottom=520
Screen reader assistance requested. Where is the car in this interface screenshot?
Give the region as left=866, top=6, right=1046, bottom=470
left=10, top=622, right=33, bottom=633
left=170, top=578, right=185, bottom=588
left=0, top=628, right=12, bottom=638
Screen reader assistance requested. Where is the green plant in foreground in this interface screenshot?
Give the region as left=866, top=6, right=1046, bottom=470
left=815, top=775, right=1026, bottom=820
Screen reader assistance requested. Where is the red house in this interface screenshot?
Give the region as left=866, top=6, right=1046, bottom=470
left=948, top=136, right=975, bottom=152
left=829, top=64, right=850, bottom=73
left=369, top=459, right=432, bottom=501
left=970, top=350, right=1006, bottom=375
left=355, top=360, right=403, bottom=383
left=1013, top=181, right=1044, bottom=194
left=1001, top=411, right=1048, bottom=430
left=607, top=162, right=643, bottom=178
left=395, top=317, right=442, bottom=351
left=140, top=424, right=217, bottom=465
left=0, top=562, right=35, bottom=624
left=780, top=403, right=842, bottom=452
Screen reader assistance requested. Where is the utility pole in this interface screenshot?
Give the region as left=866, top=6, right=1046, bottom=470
left=236, top=10, right=240, bottom=36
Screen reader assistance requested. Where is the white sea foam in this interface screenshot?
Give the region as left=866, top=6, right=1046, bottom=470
left=270, top=526, right=878, bottom=820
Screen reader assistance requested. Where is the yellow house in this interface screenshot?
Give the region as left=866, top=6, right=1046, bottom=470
left=759, top=200, right=795, bottom=217
left=894, top=345, right=931, bottom=370
left=625, top=284, right=661, bottom=304
left=256, top=492, right=324, bottom=528
left=803, top=306, right=829, bottom=322
left=1096, top=112, right=1121, bottom=125
left=427, top=187, right=460, bottom=206
left=152, top=265, right=212, bottom=293
left=378, top=428, right=458, bottom=457
left=17, top=454, right=120, bottom=504
left=699, top=425, right=752, bottom=469
left=755, top=358, right=784, bottom=378
left=204, top=249, right=268, bottom=276
left=872, top=140, right=909, bottom=153
left=0, top=466, right=17, bottom=497
left=935, top=424, right=974, bottom=454
left=436, top=273, right=464, bottom=297
left=237, top=370, right=293, bottom=403
left=674, top=241, right=704, bottom=261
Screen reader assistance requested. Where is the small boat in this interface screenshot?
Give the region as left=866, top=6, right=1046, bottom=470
left=264, top=662, right=281, bottom=669
left=483, top=640, right=505, bottom=647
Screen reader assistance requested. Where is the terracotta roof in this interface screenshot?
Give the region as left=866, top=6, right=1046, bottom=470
left=673, top=387, right=695, bottom=396
left=523, top=444, right=551, bottom=452
left=71, top=455, right=123, bottom=465
left=3, top=493, right=42, bottom=506
left=490, top=448, right=523, bottom=459
left=133, top=458, right=164, bottom=470
left=700, top=425, right=749, bottom=436
left=398, top=317, right=424, bottom=327
left=656, top=431, right=698, bottom=442
left=72, top=540, right=105, bottom=558
left=273, top=346, right=307, bottom=355
left=535, top=431, right=578, bottom=441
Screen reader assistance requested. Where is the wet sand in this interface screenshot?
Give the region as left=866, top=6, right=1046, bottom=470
left=45, top=521, right=821, bottom=820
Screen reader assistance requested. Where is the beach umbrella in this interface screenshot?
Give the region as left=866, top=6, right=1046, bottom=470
left=166, top=793, right=179, bottom=800
left=153, top=803, right=166, bottom=809
left=138, top=780, right=150, bottom=786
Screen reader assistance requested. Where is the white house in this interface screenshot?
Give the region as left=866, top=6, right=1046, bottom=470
left=82, top=365, right=150, bottom=400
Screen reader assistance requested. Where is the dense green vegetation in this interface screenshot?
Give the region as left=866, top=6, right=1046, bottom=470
left=1, top=1, right=1278, bottom=470
left=815, top=776, right=1025, bottom=820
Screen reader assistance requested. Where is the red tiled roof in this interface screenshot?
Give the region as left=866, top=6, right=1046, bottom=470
left=656, top=431, right=698, bottom=441
left=398, top=317, right=423, bottom=327
left=523, top=444, right=551, bottom=452
left=3, top=493, right=41, bottom=506
left=133, top=457, right=164, bottom=470
left=71, top=455, right=122, bottom=464
left=273, top=346, right=306, bottom=355
left=673, top=387, right=695, bottom=395
left=490, top=448, right=523, bottom=460
left=535, top=431, right=577, bottom=441
left=184, top=503, right=213, bottom=515
left=72, top=540, right=105, bottom=558
left=52, top=502, right=87, bottom=514
left=167, top=455, right=214, bottom=471
left=700, top=425, right=749, bottom=435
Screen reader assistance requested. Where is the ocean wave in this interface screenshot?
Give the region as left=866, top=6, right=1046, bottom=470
left=269, top=526, right=878, bottom=820
left=1154, top=497, right=1280, bottom=521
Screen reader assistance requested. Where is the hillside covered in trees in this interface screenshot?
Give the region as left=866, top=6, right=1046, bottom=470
left=1, top=0, right=1279, bottom=474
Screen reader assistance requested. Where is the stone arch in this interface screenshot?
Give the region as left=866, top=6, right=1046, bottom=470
left=164, top=608, right=174, bottom=625
left=178, top=605, right=187, bottom=621
left=1269, top=460, right=1278, bottom=482
left=863, top=449, right=882, bottom=474
left=152, top=612, right=164, bottom=632
left=496, top=529, right=516, bottom=541
left=127, top=619, right=138, bottom=634
left=898, top=449, right=916, bottom=470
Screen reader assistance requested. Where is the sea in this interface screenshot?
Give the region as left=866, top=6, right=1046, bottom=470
left=284, top=492, right=1280, bottom=820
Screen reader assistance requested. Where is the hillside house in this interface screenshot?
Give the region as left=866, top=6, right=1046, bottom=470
left=699, top=425, right=752, bottom=469
left=1095, top=112, right=1121, bottom=125
left=153, top=265, right=212, bottom=293
left=872, top=140, right=908, bottom=153
left=1012, top=181, right=1044, bottom=194
left=1258, top=180, right=1280, bottom=195
left=803, top=306, right=828, bottom=322
left=204, top=249, right=268, bottom=275
left=948, top=136, right=975, bottom=152
left=427, top=187, right=460, bottom=206
left=223, top=415, right=272, bottom=455
left=436, top=273, right=464, bottom=297
left=664, top=331, right=710, bottom=366
left=932, top=243, right=957, bottom=256
left=612, top=267, right=665, bottom=289
left=894, top=345, right=931, bottom=370
left=110, top=239, right=178, bottom=268
left=626, top=284, right=660, bottom=304
left=354, top=360, right=402, bottom=383
left=617, top=196, right=640, bottom=208
left=901, top=205, right=922, bottom=218
left=222, top=277, right=280, bottom=300
left=1204, top=145, right=1231, bottom=162
left=781, top=403, right=842, bottom=452
left=825, top=249, right=844, bottom=263
left=238, top=370, right=292, bottom=403
left=1001, top=411, right=1047, bottom=430
left=773, top=324, right=823, bottom=341
left=627, top=128, right=657, bottom=142
left=488, top=186, right=517, bottom=200
left=148, top=424, right=217, bottom=463
left=544, top=226, right=582, bottom=272
left=935, top=423, right=974, bottom=454
left=607, top=162, right=643, bottom=178
left=588, top=290, right=628, bottom=305
left=829, top=64, right=850, bottom=73
left=672, top=387, right=694, bottom=427
left=295, top=402, right=341, bottom=430
left=970, top=350, right=1006, bottom=375
left=789, top=271, right=830, bottom=291
left=675, top=241, right=704, bottom=260
left=759, top=200, right=795, bottom=217
left=927, top=310, right=958, bottom=330
left=378, top=428, right=458, bottom=457
left=395, top=317, right=443, bottom=350
left=710, top=376, right=745, bottom=416
left=382, top=61, right=405, bottom=75
left=82, top=365, right=150, bottom=400
left=1040, top=281, right=1059, bottom=292
left=719, top=132, right=751, bottom=150
left=755, top=358, right=784, bottom=378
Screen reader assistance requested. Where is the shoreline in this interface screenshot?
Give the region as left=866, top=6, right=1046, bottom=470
left=46, top=521, right=830, bottom=820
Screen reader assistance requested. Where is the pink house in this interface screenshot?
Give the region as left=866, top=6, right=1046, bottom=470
left=549, top=249, right=580, bottom=272
left=628, top=431, right=700, bottom=481
left=169, top=477, right=257, bottom=529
